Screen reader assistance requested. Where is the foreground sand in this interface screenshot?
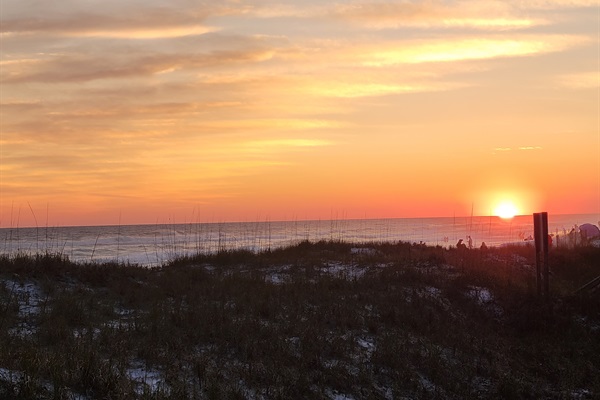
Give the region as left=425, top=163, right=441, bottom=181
left=1, top=241, right=599, bottom=399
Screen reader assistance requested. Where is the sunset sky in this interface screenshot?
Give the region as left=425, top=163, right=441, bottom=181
left=1, top=0, right=599, bottom=227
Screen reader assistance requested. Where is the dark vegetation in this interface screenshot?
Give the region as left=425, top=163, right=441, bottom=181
left=0, top=241, right=599, bottom=399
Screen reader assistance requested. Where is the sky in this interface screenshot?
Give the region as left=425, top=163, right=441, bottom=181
left=1, top=0, right=599, bottom=227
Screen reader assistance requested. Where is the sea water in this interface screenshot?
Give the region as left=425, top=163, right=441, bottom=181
left=0, top=214, right=597, bottom=267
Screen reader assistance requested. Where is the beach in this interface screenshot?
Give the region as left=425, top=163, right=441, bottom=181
left=1, top=240, right=598, bottom=399
left=1, top=214, right=597, bottom=267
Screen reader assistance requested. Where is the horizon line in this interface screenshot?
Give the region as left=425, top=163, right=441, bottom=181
left=2, top=212, right=599, bottom=230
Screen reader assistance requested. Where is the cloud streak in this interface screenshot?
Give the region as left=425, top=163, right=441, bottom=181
left=1, top=47, right=277, bottom=83
left=360, top=35, right=587, bottom=66
left=1, top=1, right=212, bottom=35
left=330, top=0, right=544, bottom=30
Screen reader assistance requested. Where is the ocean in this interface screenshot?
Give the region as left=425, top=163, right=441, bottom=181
left=1, top=214, right=597, bottom=267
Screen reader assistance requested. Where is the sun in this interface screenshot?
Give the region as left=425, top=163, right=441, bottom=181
left=494, top=201, right=518, bottom=219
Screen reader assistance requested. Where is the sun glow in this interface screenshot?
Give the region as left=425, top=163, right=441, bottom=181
left=494, top=201, right=519, bottom=219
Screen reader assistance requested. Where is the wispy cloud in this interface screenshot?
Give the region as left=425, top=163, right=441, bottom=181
left=1, top=2, right=212, bottom=36
left=361, top=35, right=587, bottom=66
left=306, top=81, right=464, bottom=98
left=558, top=71, right=600, bottom=89
left=493, top=146, right=544, bottom=154
left=240, top=138, right=333, bottom=153
left=518, top=0, right=598, bottom=9
left=1, top=47, right=277, bottom=83
left=519, top=146, right=543, bottom=150
left=330, top=1, right=544, bottom=30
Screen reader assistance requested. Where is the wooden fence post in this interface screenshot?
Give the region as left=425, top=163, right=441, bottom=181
left=533, top=212, right=549, bottom=301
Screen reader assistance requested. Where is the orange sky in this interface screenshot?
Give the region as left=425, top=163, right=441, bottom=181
left=1, top=0, right=599, bottom=227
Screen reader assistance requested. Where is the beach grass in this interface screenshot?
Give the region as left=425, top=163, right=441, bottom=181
left=0, top=241, right=599, bottom=399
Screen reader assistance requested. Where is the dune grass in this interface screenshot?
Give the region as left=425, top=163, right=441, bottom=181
left=0, top=241, right=599, bottom=399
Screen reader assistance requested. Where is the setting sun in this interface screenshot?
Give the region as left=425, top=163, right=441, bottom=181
left=494, top=202, right=519, bottom=219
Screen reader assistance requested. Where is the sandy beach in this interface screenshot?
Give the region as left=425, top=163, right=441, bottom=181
left=1, top=240, right=598, bottom=399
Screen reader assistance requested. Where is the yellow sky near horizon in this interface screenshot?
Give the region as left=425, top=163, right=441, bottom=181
left=1, top=0, right=599, bottom=227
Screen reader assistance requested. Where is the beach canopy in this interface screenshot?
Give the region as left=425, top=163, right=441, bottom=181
left=579, top=223, right=600, bottom=239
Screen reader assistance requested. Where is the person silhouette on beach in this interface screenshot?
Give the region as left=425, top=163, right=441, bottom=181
left=467, top=235, right=473, bottom=249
